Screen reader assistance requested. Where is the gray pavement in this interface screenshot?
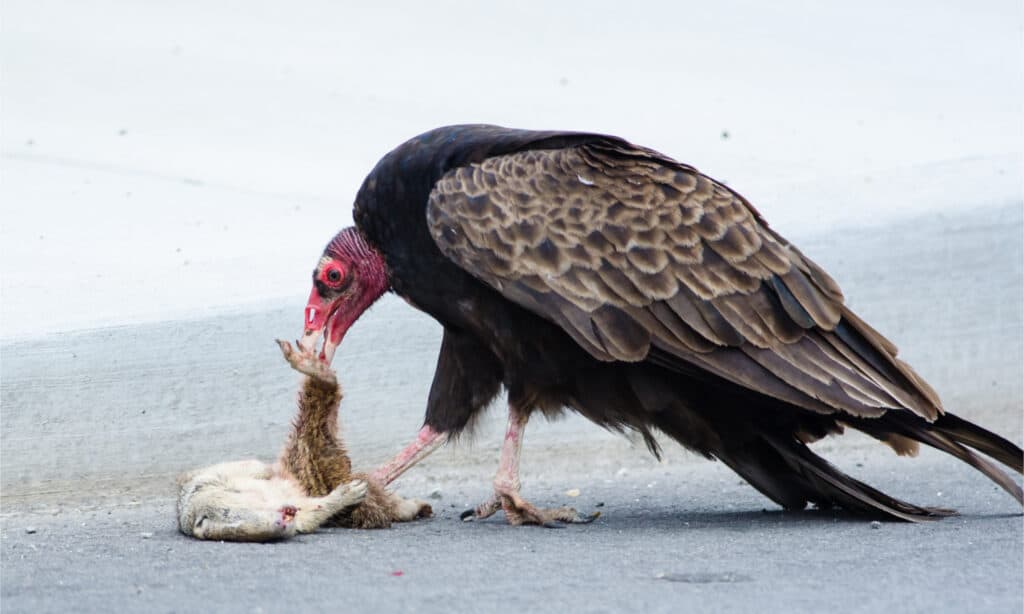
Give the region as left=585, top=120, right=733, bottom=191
left=1, top=457, right=1021, bottom=614
left=2, top=204, right=1022, bottom=612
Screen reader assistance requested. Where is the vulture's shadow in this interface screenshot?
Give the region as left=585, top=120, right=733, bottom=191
left=455, top=505, right=1021, bottom=531
left=589, top=507, right=1023, bottom=531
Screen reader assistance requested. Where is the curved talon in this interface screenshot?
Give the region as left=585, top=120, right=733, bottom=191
left=461, top=495, right=501, bottom=522
left=276, top=338, right=292, bottom=357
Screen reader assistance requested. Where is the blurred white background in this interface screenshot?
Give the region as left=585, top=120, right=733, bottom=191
left=2, top=0, right=1021, bottom=337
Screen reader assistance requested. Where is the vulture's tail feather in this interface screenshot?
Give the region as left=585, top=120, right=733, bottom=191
left=711, top=434, right=954, bottom=521
left=714, top=438, right=822, bottom=511
left=760, top=434, right=957, bottom=521
left=848, top=413, right=1023, bottom=506
left=931, top=413, right=1023, bottom=474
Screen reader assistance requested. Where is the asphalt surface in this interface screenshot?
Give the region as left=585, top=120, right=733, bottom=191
left=1, top=455, right=1021, bottom=614
left=2, top=204, right=1022, bottom=612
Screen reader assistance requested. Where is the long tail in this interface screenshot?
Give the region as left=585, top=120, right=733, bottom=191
left=648, top=371, right=1021, bottom=520
left=850, top=412, right=1023, bottom=506
left=721, top=410, right=1024, bottom=522
left=932, top=413, right=1023, bottom=474
left=715, top=434, right=957, bottom=522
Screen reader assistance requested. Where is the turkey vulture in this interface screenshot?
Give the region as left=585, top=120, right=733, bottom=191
left=297, top=124, right=1023, bottom=525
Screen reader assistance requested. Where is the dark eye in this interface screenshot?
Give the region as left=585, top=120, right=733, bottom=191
left=327, top=269, right=341, bottom=282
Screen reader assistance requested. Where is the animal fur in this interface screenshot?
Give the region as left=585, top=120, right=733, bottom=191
left=274, top=340, right=433, bottom=529
left=177, top=460, right=367, bottom=541
left=176, top=342, right=431, bottom=541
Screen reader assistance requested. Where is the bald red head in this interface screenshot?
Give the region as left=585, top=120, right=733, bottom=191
left=299, top=227, right=389, bottom=362
left=325, top=227, right=379, bottom=263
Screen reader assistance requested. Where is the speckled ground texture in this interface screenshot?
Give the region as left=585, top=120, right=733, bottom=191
left=2, top=457, right=1021, bottom=614
left=3, top=204, right=1022, bottom=613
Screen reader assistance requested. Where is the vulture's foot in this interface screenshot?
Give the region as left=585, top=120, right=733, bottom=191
left=461, top=406, right=599, bottom=527
left=460, top=488, right=599, bottom=528
left=276, top=339, right=337, bottom=385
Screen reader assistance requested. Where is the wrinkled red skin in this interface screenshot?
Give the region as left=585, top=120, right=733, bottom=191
left=298, top=231, right=389, bottom=363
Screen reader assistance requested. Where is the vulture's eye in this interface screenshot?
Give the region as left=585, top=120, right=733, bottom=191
left=320, top=264, right=346, bottom=288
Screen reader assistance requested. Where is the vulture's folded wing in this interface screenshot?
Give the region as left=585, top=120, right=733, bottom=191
left=426, top=141, right=942, bottom=420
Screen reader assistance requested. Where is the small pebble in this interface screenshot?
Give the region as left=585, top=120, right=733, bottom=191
left=565, top=488, right=580, bottom=498
left=140, top=532, right=154, bottom=539
left=429, top=489, right=443, bottom=500
left=870, top=521, right=882, bottom=530
left=25, top=527, right=37, bottom=534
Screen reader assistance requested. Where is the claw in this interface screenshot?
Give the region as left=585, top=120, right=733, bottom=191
left=276, top=338, right=337, bottom=383
left=276, top=338, right=291, bottom=356
left=461, top=494, right=501, bottom=522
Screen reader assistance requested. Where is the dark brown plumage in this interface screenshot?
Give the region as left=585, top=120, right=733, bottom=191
left=304, top=124, right=1022, bottom=523
left=426, top=144, right=942, bottom=419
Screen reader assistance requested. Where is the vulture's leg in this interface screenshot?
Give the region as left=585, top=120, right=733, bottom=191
left=371, top=425, right=447, bottom=486
left=373, top=329, right=500, bottom=486
left=462, top=405, right=599, bottom=527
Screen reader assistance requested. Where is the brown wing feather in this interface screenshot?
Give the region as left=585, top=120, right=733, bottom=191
left=426, top=143, right=942, bottom=420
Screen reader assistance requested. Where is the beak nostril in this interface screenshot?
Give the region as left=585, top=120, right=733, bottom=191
left=306, top=307, right=317, bottom=324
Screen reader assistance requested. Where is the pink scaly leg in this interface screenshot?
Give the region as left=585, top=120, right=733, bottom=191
left=461, top=405, right=599, bottom=527
left=371, top=425, right=447, bottom=486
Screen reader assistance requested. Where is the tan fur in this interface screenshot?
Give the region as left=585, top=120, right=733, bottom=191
left=176, top=459, right=367, bottom=541
left=275, top=341, right=433, bottom=529
left=176, top=342, right=431, bottom=541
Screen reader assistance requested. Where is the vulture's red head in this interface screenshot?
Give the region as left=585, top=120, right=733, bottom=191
left=298, top=227, right=388, bottom=363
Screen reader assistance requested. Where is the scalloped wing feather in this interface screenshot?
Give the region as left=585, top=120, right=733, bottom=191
left=426, top=144, right=942, bottom=420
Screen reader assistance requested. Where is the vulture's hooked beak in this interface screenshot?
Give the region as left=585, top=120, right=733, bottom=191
left=299, top=287, right=342, bottom=363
